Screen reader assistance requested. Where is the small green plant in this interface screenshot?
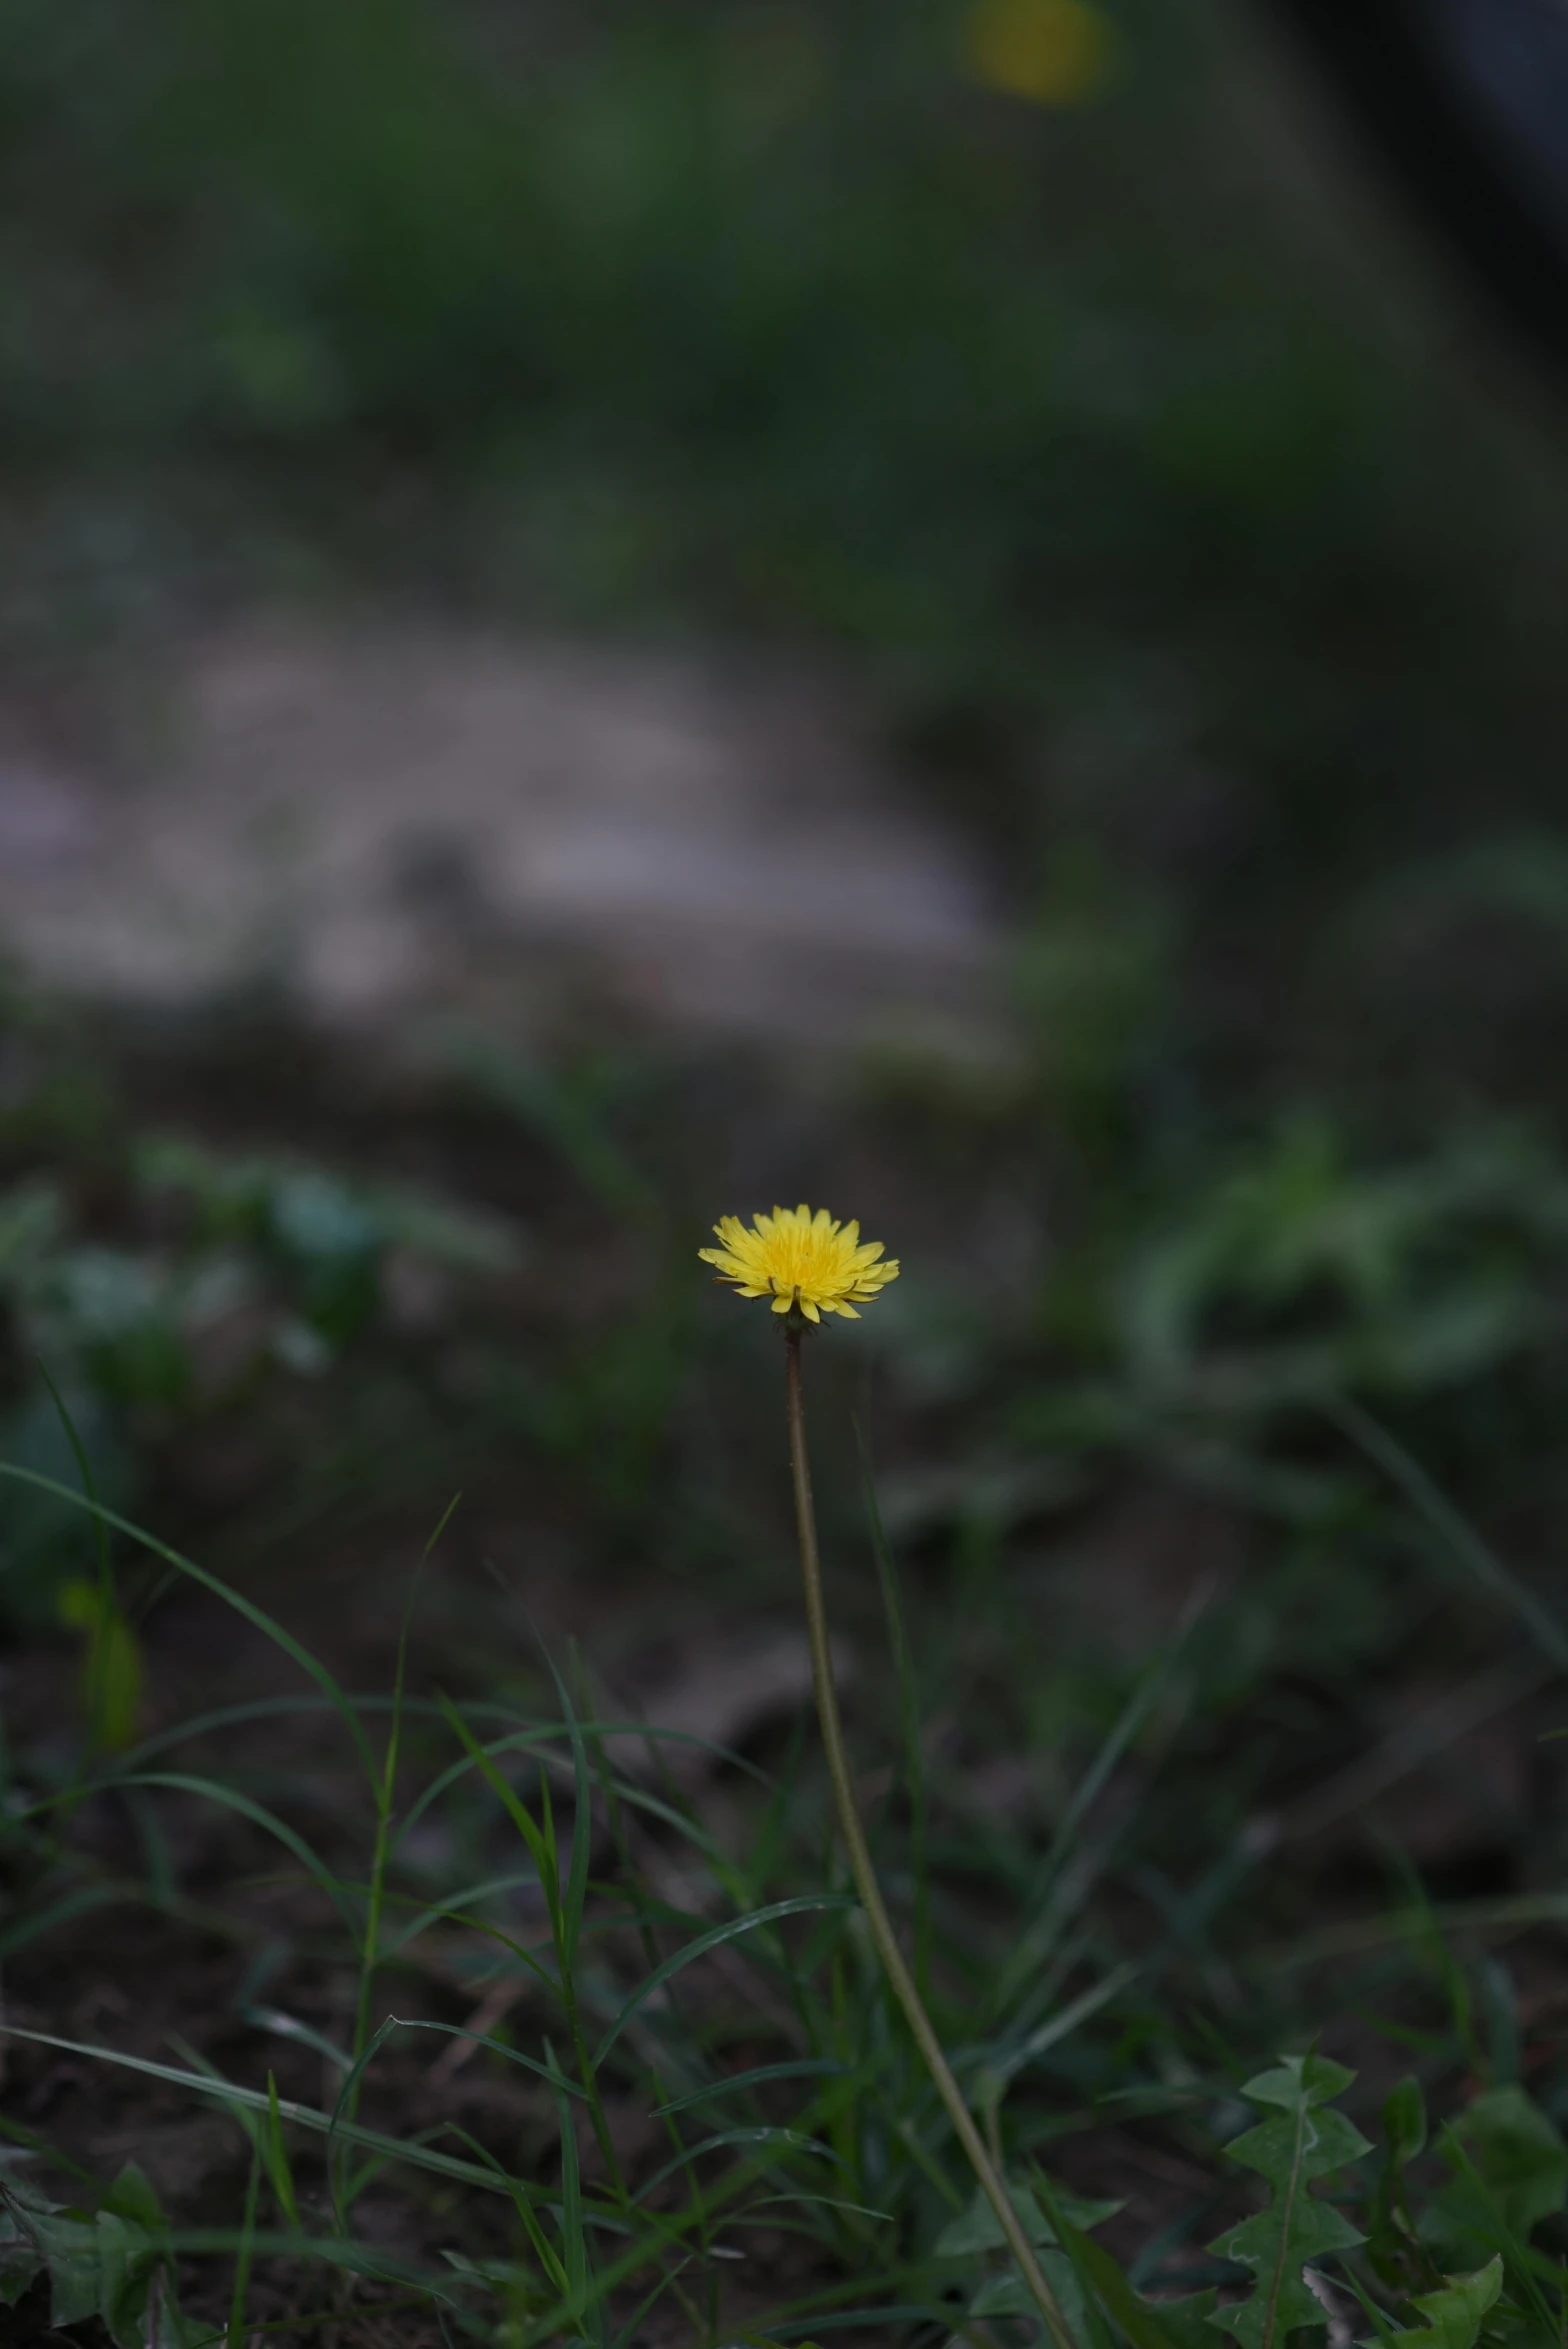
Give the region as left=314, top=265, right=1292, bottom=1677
left=1206, top=2054, right=1371, bottom=2349
left=0, top=2160, right=192, bottom=2347
left=0, top=1436, right=1565, bottom=2345
left=0, top=1132, right=521, bottom=1627
left=0, top=1157, right=1567, bottom=2344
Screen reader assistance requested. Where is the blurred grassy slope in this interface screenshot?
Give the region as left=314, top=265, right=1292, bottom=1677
left=0, top=30, right=1559, bottom=647
left=5, top=2, right=1568, bottom=1326
left=5, top=0, right=1568, bottom=1125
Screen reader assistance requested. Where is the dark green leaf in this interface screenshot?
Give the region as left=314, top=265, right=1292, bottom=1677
left=936, top=2179, right=1122, bottom=2257
left=1034, top=2171, right=1215, bottom=2349
left=100, top=2165, right=164, bottom=2231
left=1207, top=2053, right=1371, bottom=2349
left=1428, top=2088, right=1567, bottom=2258
left=1368, top=2077, right=1436, bottom=2292
left=1363, top=2257, right=1503, bottom=2349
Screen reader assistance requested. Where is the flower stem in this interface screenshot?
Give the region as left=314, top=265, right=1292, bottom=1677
left=784, top=1328, right=1076, bottom=2349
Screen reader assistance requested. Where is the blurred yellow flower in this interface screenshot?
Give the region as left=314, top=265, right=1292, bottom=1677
left=964, top=0, right=1114, bottom=107
left=700, top=1204, right=899, bottom=1323
left=59, top=1577, right=143, bottom=1752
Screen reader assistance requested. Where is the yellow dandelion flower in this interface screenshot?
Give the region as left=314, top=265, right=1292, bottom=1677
left=699, top=1204, right=900, bottom=1324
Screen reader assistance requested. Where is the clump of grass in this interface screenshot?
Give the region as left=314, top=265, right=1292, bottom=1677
left=1, top=1340, right=1567, bottom=2349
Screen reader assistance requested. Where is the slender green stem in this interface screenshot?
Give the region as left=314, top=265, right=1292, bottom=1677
left=227, top=2139, right=261, bottom=2349
left=564, top=1971, right=628, bottom=2201
left=857, top=1413, right=931, bottom=1999
left=351, top=1678, right=406, bottom=2117
left=784, top=1327, right=1076, bottom=2349
left=351, top=1503, right=460, bottom=2129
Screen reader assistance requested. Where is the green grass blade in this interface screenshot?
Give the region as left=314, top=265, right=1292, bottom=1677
left=242, top=2007, right=352, bottom=2076
left=0, top=2022, right=519, bottom=2195
left=367, top=2016, right=590, bottom=2097
left=225, top=2142, right=261, bottom=2349
left=555, top=2075, right=589, bottom=2327
left=633, top=2128, right=851, bottom=2205
left=390, top=1729, right=561, bottom=1857
left=104, top=1771, right=360, bottom=1936
left=652, top=2060, right=850, bottom=2117
left=264, top=2071, right=301, bottom=2231
left=0, top=1882, right=124, bottom=1960
left=981, top=1959, right=1140, bottom=2089
left=437, top=1695, right=560, bottom=1931
left=593, top=1896, right=857, bottom=2067
left=546, top=1657, right=593, bottom=1974
left=1325, top=1396, right=1568, bottom=1670
left=378, top=1869, right=546, bottom=1959
left=0, top=1465, right=377, bottom=1781
left=854, top=1416, right=929, bottom=1991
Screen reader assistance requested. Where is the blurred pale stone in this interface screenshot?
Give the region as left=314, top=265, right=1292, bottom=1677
left=0, top=622, right=999, bottom=1051
left=0, top=760, right=100, bottom=871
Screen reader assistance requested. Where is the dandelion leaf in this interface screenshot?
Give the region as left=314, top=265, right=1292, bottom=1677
left=1206, top=2053, right=1371, bottom=2349
left=972, top=2249, right=1088, bottom=2328
left=1154, top=2293, right=1225, bottom=2349
left=936, top=2178, right=1122, bottom=2257
left=1361, top=2256, right=1503, bottom=2349
left=1453, top=2089, right=1566, bottom=2238
left=0, top=2172, right=191, bottom=2349
left=942, top=2175, right=1119, bottom=2329
left=1368, top=2076, right=1431, bottom=2290
left=1383, top=2079, right=1429, bottom=2171
left=24, top=2209, right=102, bottom=2333
left=0, top=2198, right=43, bottom=2306
left=99, top=2164, right=165, bottom=2232
left=1426, top=2088, right=1568, bottom=2265
left=1041, top=2184, right=1220, bottom=2349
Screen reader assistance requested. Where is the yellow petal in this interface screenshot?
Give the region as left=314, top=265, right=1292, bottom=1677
left=704, top=1207, right=896, bottom=1318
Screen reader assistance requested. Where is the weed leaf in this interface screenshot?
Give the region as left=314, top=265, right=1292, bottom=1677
left=1368, top=2077, right=1432, bottom=2290
left=936, top=2178, right=1122, bottom=2257
left=1207, top=2054, right=1371, bottom=2349
left=1156, top=2296, right=1228, bottom=2349
left=1363, top=2256, right=1503, bottom=2349
left=939, top=2175, right=1119, bottom=2331
left=1032, top=2169, right=1215, bottom=2349
left=1427, top=2087, right=1568, bottom=2262
left=0, top=2168, right=193, bottom=2349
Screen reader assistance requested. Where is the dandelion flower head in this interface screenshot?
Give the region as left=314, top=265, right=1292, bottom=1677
left=699, top=1205, right=899, bottom=1322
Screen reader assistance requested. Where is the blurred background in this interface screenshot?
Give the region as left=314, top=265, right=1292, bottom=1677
left=9, top=0, right=1568, bottom=2239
